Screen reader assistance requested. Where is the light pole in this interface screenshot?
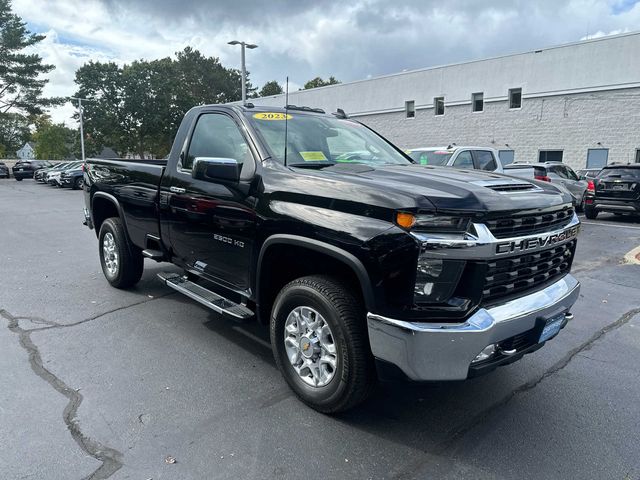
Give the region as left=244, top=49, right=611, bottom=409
left=228, top=40, right=258, bottom=104
left=70, top=97, right=91, bottom=161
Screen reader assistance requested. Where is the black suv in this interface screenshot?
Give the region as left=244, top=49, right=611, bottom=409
left=585, top=164, right=640, bottom=219
left=12, top=160, right=53, bottom=180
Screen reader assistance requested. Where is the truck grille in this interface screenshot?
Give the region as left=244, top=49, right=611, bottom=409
left=484, top=206, right=574, bottom=239
left=482, top=240, right=576, bottom=303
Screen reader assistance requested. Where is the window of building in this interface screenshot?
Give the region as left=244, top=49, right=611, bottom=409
left=539, top=150, right=563, bottom=162
left=499, top=149, right=515, bottom=165
left=509, top=88, right=522, bottom=109
left=405, top=100, right=415, bottom=118
left=434, top=97, right=445, bottom=116
left=635, top=149, right=640, bottom=163
left=586, top=148, right=609, bottom=168
left=472, top=92, right=484, bottom=112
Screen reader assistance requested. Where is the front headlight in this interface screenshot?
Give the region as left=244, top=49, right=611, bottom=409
left=396, top=212, right=471, bottom=233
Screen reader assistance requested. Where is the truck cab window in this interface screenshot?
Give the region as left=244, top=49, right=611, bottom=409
left=452, top=151, right=474, bottom=169
left=184, top=114, right=251, bottom=171
left=473, top=150, right=497, bottom=171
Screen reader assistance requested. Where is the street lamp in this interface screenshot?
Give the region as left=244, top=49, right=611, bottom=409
left=228, top=40, right=258, bottom=104
left=70, top=97, right=92, bottom=161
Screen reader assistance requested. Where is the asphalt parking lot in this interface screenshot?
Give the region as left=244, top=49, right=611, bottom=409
left=1, top=179, right=639, bottom=480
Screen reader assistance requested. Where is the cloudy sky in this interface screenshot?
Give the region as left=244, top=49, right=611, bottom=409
left=12, top=0, right=640, bottom=124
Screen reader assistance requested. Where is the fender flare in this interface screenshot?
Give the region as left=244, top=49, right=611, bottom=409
left=91, top=192, right=134, bottom=248
left=256, top=234, right=375, bottom=311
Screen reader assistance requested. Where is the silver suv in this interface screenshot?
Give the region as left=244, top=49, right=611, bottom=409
left=505, top=161, right=588, bottom=210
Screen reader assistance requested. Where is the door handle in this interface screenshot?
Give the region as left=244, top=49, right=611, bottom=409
left=170, top=186, right=186, bottom=194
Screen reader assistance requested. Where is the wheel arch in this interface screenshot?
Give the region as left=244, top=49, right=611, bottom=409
left=256, top=234, right=375, bottom=322
left=91, top=192, right=133, bottom=246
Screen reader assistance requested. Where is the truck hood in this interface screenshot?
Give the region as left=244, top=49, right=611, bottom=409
left=297, top=163, right=572, bottom=213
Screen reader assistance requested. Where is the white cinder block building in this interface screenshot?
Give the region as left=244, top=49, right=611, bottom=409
left=250, top=32, right=640, bottom=170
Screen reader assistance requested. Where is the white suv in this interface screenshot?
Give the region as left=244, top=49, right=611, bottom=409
left=406, top=146, right=504, bottom=173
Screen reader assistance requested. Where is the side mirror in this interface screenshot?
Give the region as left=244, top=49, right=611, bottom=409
left=192, top=157, right=240, bottom=183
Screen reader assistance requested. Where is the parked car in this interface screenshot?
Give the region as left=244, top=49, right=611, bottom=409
left=406, top=146, right=504, bottom=173
left=0, top=162, right=10, bottom=178
left=576, top=168, right=601, bottom=180
left=504, top=162, right=588, bottom=210
left=584, top=164, right=640, bottom=219
left=83, top=104, right=580, bottom=413
left=47, top=161, right=82, bottom=186
left=35, top=162, right=65, bottom=183
left=12, top=160, right=53, bottom=180
left=60, top=164, right=85, bottom=189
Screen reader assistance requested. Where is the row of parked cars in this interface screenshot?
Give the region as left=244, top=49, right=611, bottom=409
left=405, top=145, right=639, bottom=220
left=2, top=159, right=85, bottom=189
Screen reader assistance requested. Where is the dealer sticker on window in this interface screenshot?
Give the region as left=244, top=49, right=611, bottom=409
left=253, top=112, right=292, bottom=121
left=299, top=151, right=328, bottom=161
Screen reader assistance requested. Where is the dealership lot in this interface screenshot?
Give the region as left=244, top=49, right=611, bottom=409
left=1, top=180, right=639, bottom=480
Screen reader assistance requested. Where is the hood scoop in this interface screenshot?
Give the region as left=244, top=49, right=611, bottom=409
left=471, top=179, right=540, bottom=193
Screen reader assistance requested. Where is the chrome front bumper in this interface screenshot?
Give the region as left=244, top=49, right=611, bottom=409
left=367, top=274, right=580, bottom=381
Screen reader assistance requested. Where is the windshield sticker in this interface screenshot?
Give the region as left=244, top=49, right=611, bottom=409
left=253, top=112, right=292, bottom=121
left=299, top=151, right=328, bottom=161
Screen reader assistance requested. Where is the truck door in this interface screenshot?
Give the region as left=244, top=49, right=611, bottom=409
left=161, top=112, right=257, bottom=293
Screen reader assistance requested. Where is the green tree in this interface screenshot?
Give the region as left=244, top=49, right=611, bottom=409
left=0, top=112, right=30, bottom=155
left=32, top=116, right=74, bottom=160
left=73, top=47, right=249, bottom=159
left=303, top=76, right=340, bottom=90
left=0, top=0, right=60, bottom=115
left=258, top=80, right=283, bottom=97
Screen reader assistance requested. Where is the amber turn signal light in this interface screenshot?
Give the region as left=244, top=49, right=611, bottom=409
left=396, top=212, right=416, bottom=229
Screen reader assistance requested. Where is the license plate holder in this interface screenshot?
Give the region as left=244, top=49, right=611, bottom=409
left=539, top=313, right=565, bottom=343
left=612, top=184, right=627, bottom=191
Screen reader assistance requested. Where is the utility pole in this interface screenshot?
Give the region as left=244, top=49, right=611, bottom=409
left=70, top=97, right=91, bottom=161
left=228, top=41, right=258, bottom=104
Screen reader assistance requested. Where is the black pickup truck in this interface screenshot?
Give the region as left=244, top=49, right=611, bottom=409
left=83, top=104, right=580, bottom=412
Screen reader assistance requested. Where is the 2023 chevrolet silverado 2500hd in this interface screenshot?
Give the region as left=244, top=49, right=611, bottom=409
left=83, top=104, right=580, bottom=413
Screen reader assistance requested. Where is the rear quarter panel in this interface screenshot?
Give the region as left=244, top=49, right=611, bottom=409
left=86, top=159, right=166, bottom=247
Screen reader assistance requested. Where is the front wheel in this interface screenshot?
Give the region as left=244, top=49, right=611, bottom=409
left=15, top=177, right=22, bottom=181
left=98, top=217, right=144, bottom=289
left=72, top=177, right=84, bottom=190
left=270, top=275, right=376, bottom=413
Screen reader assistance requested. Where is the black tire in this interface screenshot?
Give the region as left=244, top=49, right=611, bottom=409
left=98, top=217, right=144, bottom=289
left=270, top=275, right=376, bottom=413
left=578, top=193, right=586, bottom=212
left=72, top=177, right=83, bottom=190
left=15, top=177, right=22, bottom=181
left=584, top=207, right=598, bottom=219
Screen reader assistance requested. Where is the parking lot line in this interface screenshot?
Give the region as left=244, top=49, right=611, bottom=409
left=580, top=221, right=640, bottom=230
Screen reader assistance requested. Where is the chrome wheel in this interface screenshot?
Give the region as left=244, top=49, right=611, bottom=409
left=102, top=232, right=119, bottom=276
left=283, top=306, right=337, bottom=387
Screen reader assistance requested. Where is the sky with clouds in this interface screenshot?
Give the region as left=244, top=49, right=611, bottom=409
left=11, top=0, right=640, bottom=125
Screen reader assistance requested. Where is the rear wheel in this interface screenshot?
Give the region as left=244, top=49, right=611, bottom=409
left=270, top=275, right=376, bottom=413
left=584, top=206, right=598, bottom=219
left=15, top=177, right=22, bottom=181
left=98, top=217, right=144, bottom=289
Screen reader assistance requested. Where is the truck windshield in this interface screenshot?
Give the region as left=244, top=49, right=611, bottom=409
left=245, top=112, right=411, bottom=166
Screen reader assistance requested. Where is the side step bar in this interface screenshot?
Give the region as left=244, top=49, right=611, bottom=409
left=142, top=249, right=165, bottom=261
left=157, top=272, right=254, bottom=321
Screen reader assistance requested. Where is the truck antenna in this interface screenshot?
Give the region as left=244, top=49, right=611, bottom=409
left=284, top=76, right=289, bottom=167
